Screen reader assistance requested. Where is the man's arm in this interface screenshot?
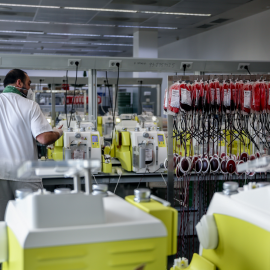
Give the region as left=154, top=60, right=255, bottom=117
left=36, top=126, right=63, bottom=145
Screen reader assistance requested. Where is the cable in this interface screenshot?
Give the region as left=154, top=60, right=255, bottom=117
left=244, top=65, right=251, bottom=75
left=139, top=80, right=143, bottom=114
left=65, top=71, right=68, bottom=128
left=114, top=173, right=121, bottom=193
left=160, top=172, right=167, bottom=187
left=105, top=71, right=112, bottom=110
left=183, top=64, right=187, bottom=76
left=68, top=62, right=79, bottom=128
left=137, top=167, right=148, bottom=189
left=92, top=174, right=98, bottom=185
left=112, top=63, right=120, bottom=131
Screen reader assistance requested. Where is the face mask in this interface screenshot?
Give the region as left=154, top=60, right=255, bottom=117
left=14, top=85, right=33, bottom=100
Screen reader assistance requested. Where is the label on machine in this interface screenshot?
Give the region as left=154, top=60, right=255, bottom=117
left=171, top=89, right=180, bottom=108
left=145, top=149, right=153, bottom=162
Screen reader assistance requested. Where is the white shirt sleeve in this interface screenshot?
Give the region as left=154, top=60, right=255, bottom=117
left=30, top=102, right=53, bottom=138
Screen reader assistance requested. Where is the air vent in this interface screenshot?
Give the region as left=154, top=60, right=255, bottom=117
left=197, top=24, right=213, bottom=29
left=93, top=16, right=146, bottom=23
left=0, top=43, right=22, bottom=46
left=211, top=18, right=230, bottom=24
left=132, top=0, right=158, bottom=4
left=70, top=38, right=108, bottom=42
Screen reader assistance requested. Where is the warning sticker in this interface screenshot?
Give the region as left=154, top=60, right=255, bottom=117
left=170, top=89, right=180, bottom=108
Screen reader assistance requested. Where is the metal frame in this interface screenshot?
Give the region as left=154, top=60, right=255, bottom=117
left=1, top=54, right=270, bottom=204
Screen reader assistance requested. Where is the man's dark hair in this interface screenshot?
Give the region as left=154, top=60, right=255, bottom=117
left=3, top=69, right=27, bottom=87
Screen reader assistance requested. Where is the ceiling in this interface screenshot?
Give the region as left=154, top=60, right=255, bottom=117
left=0, top=0, right=268, bottom=57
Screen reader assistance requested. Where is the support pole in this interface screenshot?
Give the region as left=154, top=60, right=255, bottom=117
left=88, top=69, right=97, bottom=127
left=156, top=83, right=161, bottom=116
left=167, top=79, right=174, bottom=206
left=51, top=92, right=56, bottom=127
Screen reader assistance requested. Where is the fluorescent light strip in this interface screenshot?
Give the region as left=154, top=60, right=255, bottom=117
left=0, top=39, right=133, bottom=47
left=0, top=19, right=177, bottom=30
left=104, top=35, right=133, bottom=38
left=118, top=25, right=177, bottom=30
left=0, top=3, right=211, bottom=16
left=24, top=48, right=121, bottom=52
left=0, top=39, right=39, bottom=43
left=47, top=33, right=100, bottom=37
left=0, top=30, right=44, bottom=34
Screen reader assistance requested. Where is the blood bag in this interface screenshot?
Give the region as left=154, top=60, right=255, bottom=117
left=180, top=82, right=192, bottom=112
left=167, top=82, right=181, bottom=115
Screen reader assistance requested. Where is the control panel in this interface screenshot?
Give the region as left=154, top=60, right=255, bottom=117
left=158, top=134, right=166, bottom=147
left=91, top=134, right=99, bottom=148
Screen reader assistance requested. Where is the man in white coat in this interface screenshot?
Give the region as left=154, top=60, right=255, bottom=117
left=0, top=69, right=63, bottom=220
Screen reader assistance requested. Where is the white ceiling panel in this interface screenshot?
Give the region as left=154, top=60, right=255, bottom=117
left=0, top=0, right=266, bottom=57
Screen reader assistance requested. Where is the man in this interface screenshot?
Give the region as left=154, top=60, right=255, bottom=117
left=0, top=69, right=63, bottom=221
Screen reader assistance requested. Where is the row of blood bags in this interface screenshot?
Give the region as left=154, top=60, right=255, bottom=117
left=64, top=95, right=87, bottom=105
left=164, top=80, right=270, bottom=115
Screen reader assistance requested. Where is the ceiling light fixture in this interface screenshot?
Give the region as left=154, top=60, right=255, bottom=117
left=118, top=25, right=177, bottom=29
left=0, top=3, right=211, bottom=16
left=47, top=33, right=100, bottom=37
left=0, top=19, right=177, bottom=30
left=103, top=35, right=133, bottom=38
left=0, top=30, right=44, bottom=34
left=0, top=39, right=39, bottom=43
left=23, top=48, right=122, bottom=53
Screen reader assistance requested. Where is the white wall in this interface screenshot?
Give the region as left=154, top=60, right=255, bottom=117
left=158, top=9, right=270, bottom=61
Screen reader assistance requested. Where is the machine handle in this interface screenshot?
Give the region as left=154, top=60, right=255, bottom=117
left=156, top=146, right=158, bottom=165
left=89, top=147, right=91, bottom=159
left=150, top=195, right=171, bottom=207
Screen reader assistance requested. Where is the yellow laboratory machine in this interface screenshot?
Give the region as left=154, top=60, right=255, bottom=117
left=0, top=160, right=177, bottom=270
left=171, top=179, right=270, bottom=270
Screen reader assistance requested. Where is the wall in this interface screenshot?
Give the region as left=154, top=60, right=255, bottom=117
left=158, top=9, right=270, bottom=61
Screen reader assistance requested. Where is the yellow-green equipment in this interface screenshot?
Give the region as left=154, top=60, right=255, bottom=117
left=126, top=188, right=178, bottom=256
left=112, top=120, right=167, bottom=173
left=173, top=180, right=270, bottom=270
left=0, top=160, right=174, bottom=270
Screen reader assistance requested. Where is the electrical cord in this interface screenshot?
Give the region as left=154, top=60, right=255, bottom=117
left=112, top=63, right=120, bottom=132
left=106, top=71, right=112, bottom=110
left=244, top=65, right=251, bottom=75
left=92, top=174, right=98, bottom=185
left=139, top=80, right=143, bottom=114
left=114, top=173, right=122, bottom=193
left=68, top=62, right=79, bottom=128
left=65, top=71, right=68, bottom=128
left=183, top=64, right=187, bottom=76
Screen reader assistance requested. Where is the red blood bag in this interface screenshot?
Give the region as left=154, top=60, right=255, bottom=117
left=203, top=82, right=210, bottom=113
left=251, top=81, right=261, bottom=113
left=230, top=81, right=237, bottom=112
left=180, top=82, right=192, bottom=112
left=197, top=81, right=204, bottom=112
left=223, top=82, right=230, bottom=112
left=267, top=82, right=270, bottom=112
left=209, top=80, right=215, bottom=111
left=241, top=82, right=251, bottom=114
left=260, top=82, right=267, bottom=112
left=214, top=80, right=221, bottom=111
left=163, top=88, right=168, bottom=113
left=167, top=82, right=181, bottom=115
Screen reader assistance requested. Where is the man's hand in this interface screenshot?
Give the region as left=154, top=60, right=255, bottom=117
left=53, top=125, right=63, bottom=139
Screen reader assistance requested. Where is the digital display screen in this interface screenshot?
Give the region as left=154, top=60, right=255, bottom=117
left=92, top=135, right=98, bottom=142
left=158, top=135, right=164, bottom=142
